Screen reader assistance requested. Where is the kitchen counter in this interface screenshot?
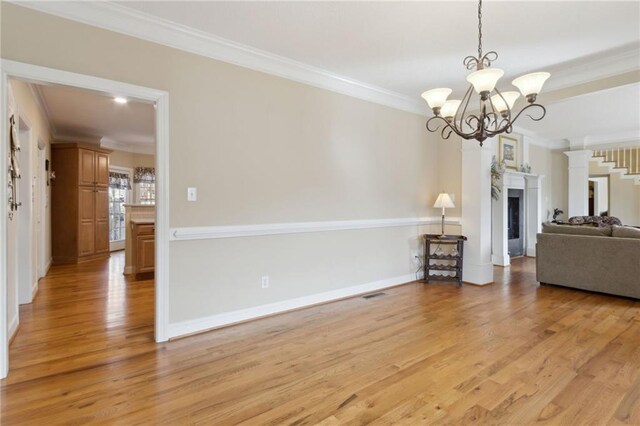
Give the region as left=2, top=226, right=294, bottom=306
left=130, top=218, right=155, bottom=225
left=124, top=204, right=155, bottom=275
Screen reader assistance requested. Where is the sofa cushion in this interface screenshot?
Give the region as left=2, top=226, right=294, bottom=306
left=612, top=225, right=640, bottom=239
left=542, top=222, right=613, bottom=237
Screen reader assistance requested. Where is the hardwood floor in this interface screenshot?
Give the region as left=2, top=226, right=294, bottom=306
left=2, top=254, right=640, bottom=424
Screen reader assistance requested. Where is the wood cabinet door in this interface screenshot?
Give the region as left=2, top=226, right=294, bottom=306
left=78, top=187, right=96, bottom=256
left=136, top=235, right=155, bottom=273
left=94, top=188, right=110, bottom=254
left=79, top=149, right=96, bottom=186
left=95, top=153, right=109, bottom=187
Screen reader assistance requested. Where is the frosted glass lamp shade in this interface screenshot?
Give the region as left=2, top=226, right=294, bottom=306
left=466, top=68, right=504, bottom=95
left=490, top=91, right=520, bottom=113
left=433, top=192, right=455, bottom=209
left=441, top=99, right=461, bottom=119
left=421, top=88, right=452, bottom=111
left=512, top=72, right=550, bottom=98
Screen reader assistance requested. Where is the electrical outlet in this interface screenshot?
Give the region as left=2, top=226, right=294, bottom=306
left=411, top=251, right=421, bottom=264
left=261, top=276, right=269, bottom=289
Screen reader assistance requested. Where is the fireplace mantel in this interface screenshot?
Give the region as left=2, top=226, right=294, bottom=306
left=492, top=171, right=544, bottom=266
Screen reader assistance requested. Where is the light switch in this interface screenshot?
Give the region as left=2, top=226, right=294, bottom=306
left=187, top=187, right=197, bottom=201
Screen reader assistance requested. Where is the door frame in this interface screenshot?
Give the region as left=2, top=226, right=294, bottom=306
left=0, top=59, right=171, bottom=379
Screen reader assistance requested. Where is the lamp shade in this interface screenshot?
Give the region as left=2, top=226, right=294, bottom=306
left=466, top=68, right=504, bottom=94
left=421, top=88, right=452, bottom=109
left=433, top=192, right=455, bottom=209
left=490, top=91, right=520, bottom=113
left=441, top=99, right=461, bottom=119
left=512, top=72, right=550, bottom=97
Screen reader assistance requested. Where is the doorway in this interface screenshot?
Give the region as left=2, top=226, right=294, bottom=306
left=0, top=60, right=170, bottom=379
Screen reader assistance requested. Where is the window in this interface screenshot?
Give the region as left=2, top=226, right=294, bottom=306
left=108, top=170, right=132, bottom=242
left=134, top=167, right=156, bottom=205
left=137, top=182, right=155, bottom=205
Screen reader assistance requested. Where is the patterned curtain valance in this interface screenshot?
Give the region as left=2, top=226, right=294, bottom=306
left=134, top=167, right=155, bottom=184
left=109, top=172, right=131, bottom=189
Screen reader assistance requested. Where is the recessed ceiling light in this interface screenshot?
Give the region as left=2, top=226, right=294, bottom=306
left=114, top=97, right=128, bottom=104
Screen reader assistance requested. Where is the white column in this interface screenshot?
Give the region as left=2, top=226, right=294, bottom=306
left=462, top=139, right=494, bottom=285
left=491, top=173, right=509, bottom=266
left=564, top=150, right=593, bottom=218
left=524, top=174, right=544, bottom=257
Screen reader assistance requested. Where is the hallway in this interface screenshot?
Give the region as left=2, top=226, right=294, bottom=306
left=5, top=252, right=154, bottom=386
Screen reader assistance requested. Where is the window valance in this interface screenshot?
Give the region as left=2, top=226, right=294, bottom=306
left=109, top=171, right=131, bottom=189
left=134, top=167, right=155, bottom=184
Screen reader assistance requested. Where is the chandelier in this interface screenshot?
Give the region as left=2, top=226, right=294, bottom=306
left=422, top=0, right=549, bottom=146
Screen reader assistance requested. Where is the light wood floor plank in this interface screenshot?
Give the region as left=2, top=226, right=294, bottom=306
left=1, top=253, right=639, bottom=424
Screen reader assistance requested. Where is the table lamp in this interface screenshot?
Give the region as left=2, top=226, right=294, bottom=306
left=434, top=192, right=455, bottom=237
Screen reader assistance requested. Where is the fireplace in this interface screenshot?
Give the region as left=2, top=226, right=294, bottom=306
left=492, top=171, right=543, bottom=266
left=507, top=189, right=524, bottom=256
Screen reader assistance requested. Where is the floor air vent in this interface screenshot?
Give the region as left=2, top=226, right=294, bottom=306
left=362, top=292, right=386, bottom=299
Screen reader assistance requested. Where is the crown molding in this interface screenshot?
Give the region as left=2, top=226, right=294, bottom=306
left=584, top=131, right=640, bottom=148
left=14, top=2, right=639, bottom=118
left=51, top=134, right=101, bottom=145
left=14, top=1, right=426, bottom=116
left=100, top=137, right=155, bottom=155
left=543, top=42, right=640, bottom=92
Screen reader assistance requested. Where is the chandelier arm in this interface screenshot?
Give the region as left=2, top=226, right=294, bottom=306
left=457, top=85, right=474, bottom=132
left=429, top=115, right=479, bottom=140
left=482, top=51, right=498, bottom=68
left=509, top=103, right=547, bottom=125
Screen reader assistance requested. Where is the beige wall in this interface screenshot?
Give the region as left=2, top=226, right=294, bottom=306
left=109, top=150, right=155, bottom=170
left=527, top=143, right=568, bottom=222
left=7, top=78, right=53, bottom=334
left=1, top=4, right=444, bottom=324
left=589, top=161, right=640, bottom=226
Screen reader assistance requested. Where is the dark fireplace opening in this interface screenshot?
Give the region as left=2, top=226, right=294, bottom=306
left=507, top=188, right=525, bottom=257
left=508, top=196, right=520, bottom=240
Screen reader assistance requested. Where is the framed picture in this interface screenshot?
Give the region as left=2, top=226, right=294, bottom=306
left=499, top=135, right=518, bottom=170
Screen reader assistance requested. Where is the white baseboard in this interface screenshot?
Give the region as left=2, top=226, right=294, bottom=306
left=526, top=247, right=537, bottom=257
left=167, top=273, right=415, bottom=339
left=42, top=257, right=52, bottom=278
left=492, top=254, right=510, bottom=266
left=31, top=280, right=38, bottom=301
left=8, top=314, right=19, bottom=342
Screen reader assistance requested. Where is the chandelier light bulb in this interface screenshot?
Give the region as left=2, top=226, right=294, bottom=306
left=512, top=72, right=551, bottom=101
left=441, top=99, right=462, bottom=120
left=421, top=88, right=452, bottom=113
left=466, top=68, right=504, bottom=98
left=490, top=91, right=520, bottom=113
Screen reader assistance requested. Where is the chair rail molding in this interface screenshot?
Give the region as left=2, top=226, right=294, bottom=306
left=170, top=216, right=462, bottom=241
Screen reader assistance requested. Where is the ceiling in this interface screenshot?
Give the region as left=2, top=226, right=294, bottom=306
left=17, top=1, right=640, bottom=147
left=31, top=82, right=155, bottom=154
left=517, top=83, right=640, bottom=144
left=116, top=1, right=640, bottom=98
